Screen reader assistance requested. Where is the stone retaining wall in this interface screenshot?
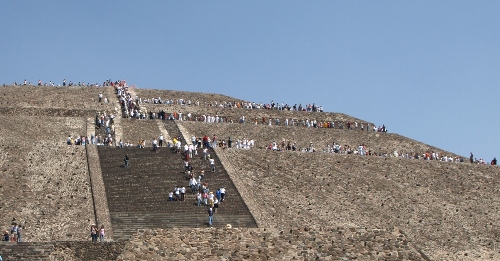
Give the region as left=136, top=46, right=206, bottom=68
left=86, top=144, right=112, bottom=240
left=116, top=227, right=427, bottom=260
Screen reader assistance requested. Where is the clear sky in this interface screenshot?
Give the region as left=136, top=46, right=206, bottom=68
left=1, top=1, right=499, bottom=161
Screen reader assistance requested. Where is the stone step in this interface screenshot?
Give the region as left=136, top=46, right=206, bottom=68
left=103, top=194, right=241, bottom=207
left=0, top=242, right=54, bottom=261
left=0, top=241, right=126, bottom=261
left=108, top=203, right=251, bottom=214
left=110, top=213, right=256, bottom=240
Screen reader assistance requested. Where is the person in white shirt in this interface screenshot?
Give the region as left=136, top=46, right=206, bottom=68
left=213, top=197, right=219, bottom=213
left=159, top=134, right=164, bottom=147
left=174, top=186, right=180, bottom=201
left=176, top=140, right=182, bottom=153
left=189, top=177, right=198, bottom=193
left=188, top=144, right=194, bottom=158
left=203, top=148, right=209, bottom=160
left=209, top=158, right=215, bottom=172
left=220, top=186, right=226, bottom=202
left=272, top=141, right=277, bottom=151
left=197, top=192, right=202, bottom=206
left=180, top=187, right=186, bottom=201
left=152, top=139, right=158, bottom=151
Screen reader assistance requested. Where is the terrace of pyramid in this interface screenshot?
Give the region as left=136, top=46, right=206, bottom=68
left=0, top=84, right=499, bottom=261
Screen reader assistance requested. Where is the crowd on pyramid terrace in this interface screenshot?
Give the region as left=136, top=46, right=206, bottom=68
left=25, top=80, right=484, bottom=165
left=117, top=90, right=386, bottom=131
left=64, top=109, right=117, bottom=146
left=10, top=78, right=127, bottom=88
left=116, top=85, right=327, bottom=119
left=167, top=112, right=388, bottom=132
left=110, top=85, right=500, bottom=166
left=110, top=83, right=390, bottom=132
left=136, top=95, right=325, bottom=112
left=265, top=140, right=498, bottom=165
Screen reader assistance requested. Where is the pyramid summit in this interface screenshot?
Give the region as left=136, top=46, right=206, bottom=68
left=0, top=83, right=498, bottom=260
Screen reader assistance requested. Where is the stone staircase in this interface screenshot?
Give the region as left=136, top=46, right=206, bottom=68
left=97, top=126, right=257, bottom=240
left=163, top=119, right=183, bottom=142
left=0, top=241, right=126, bottom=261
left=0, top=242, right=53, bottom=260
left=94, top=118, right=107, bottom=142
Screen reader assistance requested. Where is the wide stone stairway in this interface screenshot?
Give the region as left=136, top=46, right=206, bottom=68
left=98, top=121, right=257, bottom=241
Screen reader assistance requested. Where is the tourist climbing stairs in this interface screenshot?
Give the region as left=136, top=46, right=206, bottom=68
left=163, top=119, right=183, bottom=144
left=92, top=113, right=116, bottom=145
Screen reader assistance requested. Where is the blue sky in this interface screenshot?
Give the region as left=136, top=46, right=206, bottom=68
left=1, top=1, right=499, bottom=161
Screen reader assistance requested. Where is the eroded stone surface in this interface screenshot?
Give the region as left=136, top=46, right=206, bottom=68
left=0, top=115, right=94, bottom=241
left=116, top=228, right=427, bottom=261
left=1, top=85, right=498, bottom=261
left=214, top=149, right=500, bottom=261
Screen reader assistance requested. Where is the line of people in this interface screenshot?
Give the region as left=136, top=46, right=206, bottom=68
left=11, top=78, right=126, bottom=88
left=130, top=94, right=324, bottom=113
left=265, top=139, right=499, bottom=166
left=124, top=107, right=384, bottom=133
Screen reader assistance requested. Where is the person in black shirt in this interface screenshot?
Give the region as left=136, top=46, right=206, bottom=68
left=124, top=155, right=130, bottom=168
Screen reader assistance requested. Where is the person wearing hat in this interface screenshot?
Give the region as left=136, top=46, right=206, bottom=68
left=90, top=224, right=98, bottom=242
